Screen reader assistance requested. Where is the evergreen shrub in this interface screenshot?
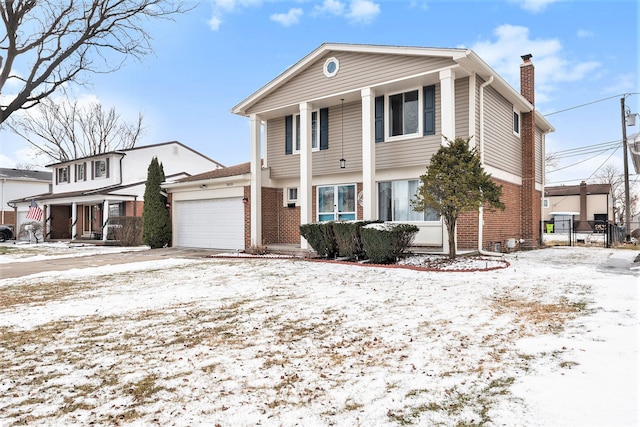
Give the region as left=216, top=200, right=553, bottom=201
left=332, top=220, right=381, bottom=260
left=299, top=222, right=337, bottom=258
left=360, top=223, right=419, bottom=264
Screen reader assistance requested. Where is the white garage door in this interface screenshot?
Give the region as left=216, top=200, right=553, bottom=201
left=175, top=198, right=244, bottom=250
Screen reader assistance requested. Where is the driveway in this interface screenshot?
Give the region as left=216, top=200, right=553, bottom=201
left=0, top=247, right=221, bottom=279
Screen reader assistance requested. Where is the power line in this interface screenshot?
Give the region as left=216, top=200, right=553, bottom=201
left=543, top=92, right=640, bottom=117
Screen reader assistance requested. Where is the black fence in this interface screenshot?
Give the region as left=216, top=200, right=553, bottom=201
left=542, top=219, right=638, bottom=248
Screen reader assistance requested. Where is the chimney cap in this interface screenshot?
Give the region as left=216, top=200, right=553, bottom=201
left=521, top=53, right=533, bottom=62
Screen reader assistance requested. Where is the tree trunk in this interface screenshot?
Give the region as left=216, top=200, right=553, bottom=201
left=446, top=217, right=457, bottom=260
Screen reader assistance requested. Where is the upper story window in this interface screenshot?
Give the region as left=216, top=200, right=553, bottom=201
left=285, top=108, right=329, bottom=155
left=390, top=90, right=419, bottom=136
left=513, top=109, right=520, bottom=136
left=57, top=167, right=69, bottom=184
left=75, top=163, right=85, bottom=182
left=294, top=111, right=320, bottom=153
left=376, top=85, right=436, bottom=143
left=93, top=159, right=108, bottom=179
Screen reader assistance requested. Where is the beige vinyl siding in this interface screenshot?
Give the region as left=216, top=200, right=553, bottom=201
left=248, top=52, right=456, bottom=114
left=535, top=126, right=543, bottom=183
left=375, top=84, right=442, bottom=170
left=483, top=86, right=521, bottom=176
left=266, top=117, right=300, bottom=178
left=454, top=77, right=470, bottom=140
left=266, top=102, right=363, bottom=179
left=313, top=101, right=362, bottom=174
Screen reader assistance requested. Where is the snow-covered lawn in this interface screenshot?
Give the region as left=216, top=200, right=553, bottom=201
left=0, top=244, right=638, bottom=426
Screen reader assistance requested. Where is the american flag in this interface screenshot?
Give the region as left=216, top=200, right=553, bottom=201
left=26, top=200, right=43, bottom=221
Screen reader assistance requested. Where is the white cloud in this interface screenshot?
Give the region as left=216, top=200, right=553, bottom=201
left=313, top=0, right=346, bottom=16
left=510, top=0, right=561, bottom=13
left=471, top=24, right=601, bottom=105
left=577, top=29, right=594, bottom=38
left=207, top=0, right=262, bottom=31
left=270, top=8, right=303, bottom=27
left=207, top=15, right=222, bottom=31
left=346, top=0, right=380, bottom=24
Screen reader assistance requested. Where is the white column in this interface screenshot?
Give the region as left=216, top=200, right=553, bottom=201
left=361, top=88, right=376, bottom=220
left=71, top=202, right=78, bottom=240
left=439, top=68, right=456, bottom=145
left=299, top=102, right=313, bottom=249
left=102, top=200, right=109, bottom=241
left=250, top=114, right=262, bottom=247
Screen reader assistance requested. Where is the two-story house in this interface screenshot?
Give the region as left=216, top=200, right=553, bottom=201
left=9, top=141, right=223, bottom=241
left=230, top=43, right=554, bottom=254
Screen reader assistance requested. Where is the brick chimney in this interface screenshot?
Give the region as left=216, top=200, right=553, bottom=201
left=576, top=180, right=593, bottom=232
left=519, top=54, right=539, bottom=248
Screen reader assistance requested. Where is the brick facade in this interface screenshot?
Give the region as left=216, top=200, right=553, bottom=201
left=457, top=179, right=524, bottom=251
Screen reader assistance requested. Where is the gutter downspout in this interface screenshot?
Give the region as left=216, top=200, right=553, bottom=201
left=477, top=76, right=503, bottom=257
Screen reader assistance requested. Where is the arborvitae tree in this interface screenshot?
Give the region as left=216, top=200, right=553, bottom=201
left=142, top=157, right=171, bottom=248
left=412, top=137, right=505, bottom=259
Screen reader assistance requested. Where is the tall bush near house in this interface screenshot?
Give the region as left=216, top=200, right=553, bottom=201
left=332, top=220, right=381, bottom=260
left=361, top=223, right=419, bottom=264
left=142, top=157, right=171, bottom=249
left=299, top=222, right=337, bottom=258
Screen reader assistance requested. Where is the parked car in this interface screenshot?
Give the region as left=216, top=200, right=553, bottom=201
left=0, top=225, right=15, bottom=241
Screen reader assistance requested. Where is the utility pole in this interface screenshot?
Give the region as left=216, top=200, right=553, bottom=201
left=621, top=96, right=631, bottom=242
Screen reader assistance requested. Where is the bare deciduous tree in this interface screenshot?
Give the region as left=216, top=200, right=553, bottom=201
left=7, top=96, right=144, bottom=162
left=0, top=0, right=187, bottom=125
left=596, top=164, right=638, bottom=224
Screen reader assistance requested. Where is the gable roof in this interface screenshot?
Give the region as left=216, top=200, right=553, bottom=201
left=231, top=42, right=554, bottom=133
left=0, top=168, right=52, bottom=182
left=46, top=141, right=224, bottom=168
left=175, top=162, right=251, bottom=183
left=545, top=183, right=611, bottom=197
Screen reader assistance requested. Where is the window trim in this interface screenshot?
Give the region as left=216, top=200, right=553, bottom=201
left=513, top=108, right=521, bottom=137
left=287, top=187, right=298, bottom=203
left=376, top=85, right=436, bottom=143
left=285, top=108, right=328, bottom=155
left=386, top=88, right=422, bottom=142
left=316, top=183, right=357, bottom=222
left=93, top=159, right=108, bottom=179
left=57, top=166, right=69, bottom=184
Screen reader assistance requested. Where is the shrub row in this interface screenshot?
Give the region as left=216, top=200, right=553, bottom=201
left=300, top=221, right=419, bottom=264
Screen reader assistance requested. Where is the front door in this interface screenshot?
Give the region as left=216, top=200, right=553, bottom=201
left=317, top=184, right=356, bottom=221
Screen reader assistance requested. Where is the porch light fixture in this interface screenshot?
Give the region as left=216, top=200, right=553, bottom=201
left=340, top=98, right=346, bottom=169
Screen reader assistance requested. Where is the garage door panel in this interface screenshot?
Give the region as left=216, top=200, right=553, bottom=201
left=175, top=198, right=244, bottom=250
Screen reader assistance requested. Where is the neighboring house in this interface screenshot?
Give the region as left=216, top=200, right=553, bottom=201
left=9, top=141, right=223, bottom=241
left=227, top=43, right=553, bottom=253
left=1, top=168, right=52, bottom=233
left=543, top=181, right=613, bottom=233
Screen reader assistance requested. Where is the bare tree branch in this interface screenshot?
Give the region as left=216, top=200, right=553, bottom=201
left=6, top=96, right=145, bottom=163
left=0, top=0, right=188, bottom=124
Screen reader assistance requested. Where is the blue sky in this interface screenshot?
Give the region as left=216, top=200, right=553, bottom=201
left=1, top=0, right=638, bottom=187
